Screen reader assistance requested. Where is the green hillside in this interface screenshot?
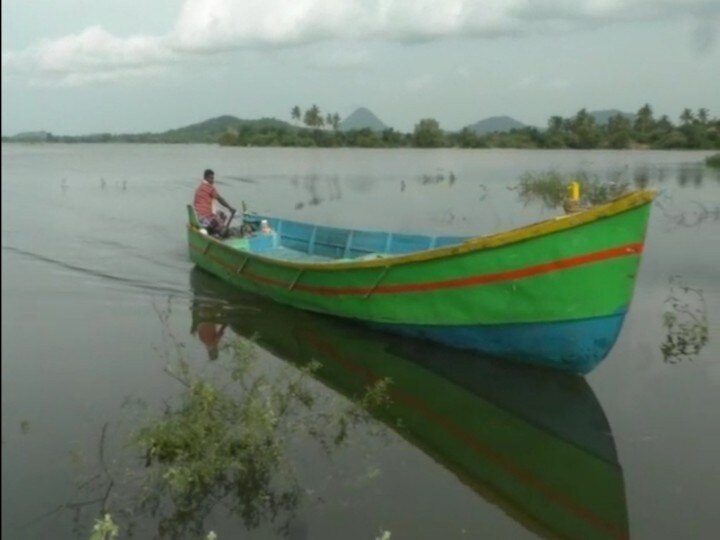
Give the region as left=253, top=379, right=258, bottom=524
left=466, top=116, right=527, bottom=134
left=2, top=116, right=295, bottom=144
left=159, top=116, right=294, bottom=143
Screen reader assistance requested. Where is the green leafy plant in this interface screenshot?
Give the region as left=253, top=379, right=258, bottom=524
left=517, top=170, right=630, bottom=209
left=59, top=301, right=391, bottom=539
left=89, top=514, right=118, bottom=540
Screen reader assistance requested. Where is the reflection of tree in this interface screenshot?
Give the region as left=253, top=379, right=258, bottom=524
left=677, top=166, right=707, bottom=188
left=661, top=276, right=709, bottom=363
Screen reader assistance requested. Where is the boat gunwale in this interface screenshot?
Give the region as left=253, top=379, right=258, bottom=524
left=188, top=189, right=655, bottom=271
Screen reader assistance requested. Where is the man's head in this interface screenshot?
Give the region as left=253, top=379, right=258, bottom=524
left=203, top=169, right=215, bottom=183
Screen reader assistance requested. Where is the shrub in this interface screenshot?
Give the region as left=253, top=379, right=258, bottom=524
left=705, top=153, right=720, bottom=168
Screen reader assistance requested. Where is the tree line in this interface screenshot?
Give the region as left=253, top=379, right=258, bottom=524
left=4, top=104, right=718, bottom=150
left=216, top=104, right=719, bottom=150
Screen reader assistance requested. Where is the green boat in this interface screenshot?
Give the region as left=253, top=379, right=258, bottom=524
left=189, top=268, right=629, bottom=540
left=187, top=189, right=654, bottom=373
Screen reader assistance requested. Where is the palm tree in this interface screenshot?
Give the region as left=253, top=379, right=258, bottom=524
left=291, top=106, right=301, bottom=124
left=608, top=114, right=631, bottom=133
left=570, top=109, right=599, bottom=148
left=680, top=108, right=695, bottom=126
left=634, top=103, right=654, bottom=134
left=697, top=108, right=709, bottom=125
left=548, top=116, right=564, bottom=133
left=303, top=105, right=324, bottom=128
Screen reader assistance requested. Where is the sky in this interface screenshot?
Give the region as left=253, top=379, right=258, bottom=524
left=2, top=0, right=720, bottom=136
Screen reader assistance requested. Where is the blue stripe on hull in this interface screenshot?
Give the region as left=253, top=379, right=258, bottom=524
left=369, top=313, right=627, bottom=374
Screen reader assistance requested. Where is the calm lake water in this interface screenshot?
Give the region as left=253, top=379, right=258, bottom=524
left=2, top=144, right=719, bottom=540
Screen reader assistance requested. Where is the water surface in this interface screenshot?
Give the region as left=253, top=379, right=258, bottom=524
left=2, top=144, right=719, bottom=539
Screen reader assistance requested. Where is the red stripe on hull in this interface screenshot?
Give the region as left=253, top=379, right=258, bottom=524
left=191, top=241, right=642, bottom=296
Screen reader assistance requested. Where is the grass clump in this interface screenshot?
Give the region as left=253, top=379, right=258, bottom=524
left=517, top=170, right=630, bottom=210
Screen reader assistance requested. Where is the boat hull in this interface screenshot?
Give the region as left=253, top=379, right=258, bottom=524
left=370, top=312, right=626, bottom=374
left=187, top=190, right=654, bottom=373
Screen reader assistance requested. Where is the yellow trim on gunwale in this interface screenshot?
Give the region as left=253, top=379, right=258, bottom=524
left=189, top=189, right=655, bottom=271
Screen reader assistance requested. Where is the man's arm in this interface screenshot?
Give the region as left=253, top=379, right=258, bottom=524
left=215, top=193, right=235, bottom=212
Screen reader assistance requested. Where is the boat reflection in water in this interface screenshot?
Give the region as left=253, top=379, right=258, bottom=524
left=189, top=267, right=629, bottom=540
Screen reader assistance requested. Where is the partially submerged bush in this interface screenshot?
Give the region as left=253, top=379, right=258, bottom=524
left=517, top=171, right=566, bottom=209
left=705, top=153, right=720, bottom=168
left=62, top=302, right=392, bottom=539
left=517, top=170, right=630, bottom=209
left=133, top=336, right=390, bottom=537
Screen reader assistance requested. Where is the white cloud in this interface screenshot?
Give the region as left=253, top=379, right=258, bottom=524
left=455, top=66, right=472, bottom=79
left=548, top=78, right=572, bottom=91
left=2, top=26, right=177, bottom=85
left=305, top=47, right=372, bottom=70
left=405, top=73, right=435, bottom=93
left=3, top=0, right=719, bottom=85
left=515, top=75, right=572, bottom=91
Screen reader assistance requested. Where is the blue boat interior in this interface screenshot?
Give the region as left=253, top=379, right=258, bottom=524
left=189, top=206, right=469, bottom=263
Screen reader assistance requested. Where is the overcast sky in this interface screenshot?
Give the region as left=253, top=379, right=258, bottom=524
left=2, top=0, right=719, bottom=136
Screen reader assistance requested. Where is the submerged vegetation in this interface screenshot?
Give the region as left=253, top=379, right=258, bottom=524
left=89, top=514, right=118, bottom=540
left=133, top=335, right=389, bottom=537
left=516, top=171, right=630, bottom=209
left=661, top=276, right=709, bottom=364
left=59, top=305, right=392, bottom=539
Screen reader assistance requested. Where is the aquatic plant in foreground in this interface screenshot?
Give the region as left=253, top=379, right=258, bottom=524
left=517, top=170, right=630, bottom=209
left=132, top=330, right=391, bottom=538
left=46, top=300, right=393, bottom=539
left=89, top=514, right=118, bottom=540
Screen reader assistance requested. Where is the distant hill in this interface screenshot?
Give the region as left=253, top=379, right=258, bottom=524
left=7, top=130, right=51, bottom=142
left=339, top=107, right=389, bottom=132
left=589, top=110, right=636, bottom=125
left=158, top=115, right=294, bottom=142
left=465, top=116, right=527, bottom=135
left=2, top=115, right=295, bottom=144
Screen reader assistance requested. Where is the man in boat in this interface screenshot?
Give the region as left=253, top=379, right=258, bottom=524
left=193, top=169, right=236, bottom=236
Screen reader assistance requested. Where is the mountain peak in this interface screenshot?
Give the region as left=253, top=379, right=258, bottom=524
left=339, top=108, right=389, bottom=132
